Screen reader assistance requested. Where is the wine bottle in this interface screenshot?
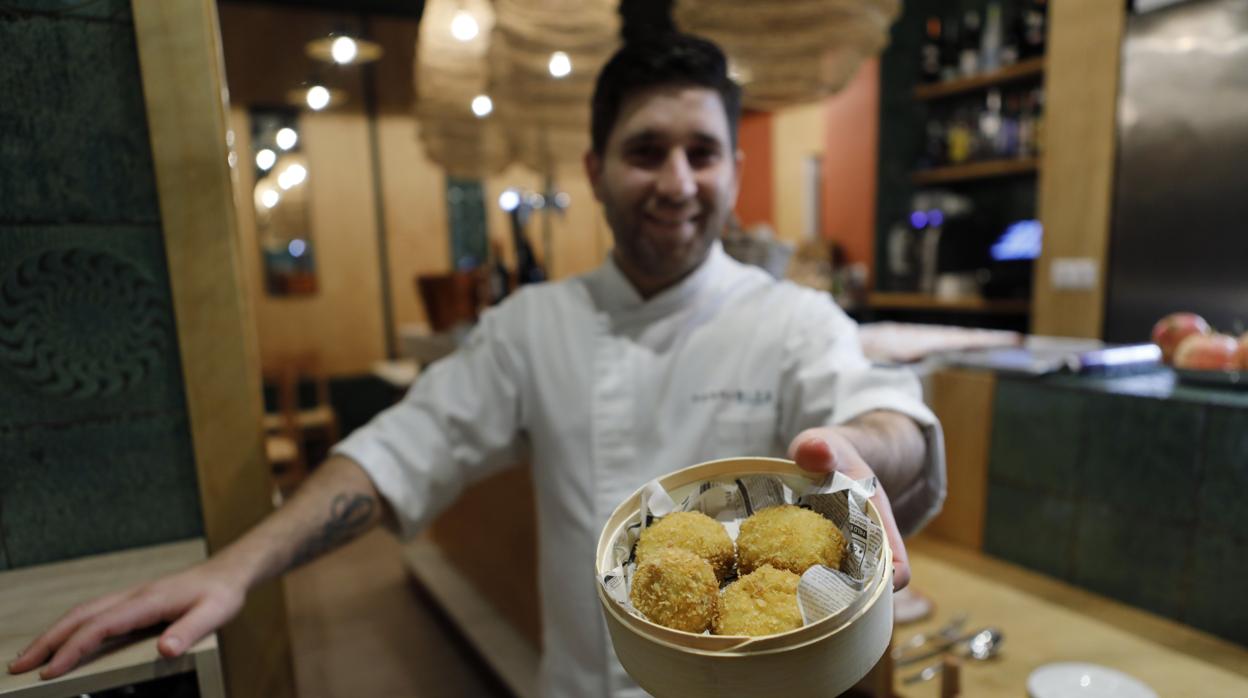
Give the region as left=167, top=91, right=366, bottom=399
left=959, top=10, right=982, bottom=77
left=920, top=17, right=943, bottom=83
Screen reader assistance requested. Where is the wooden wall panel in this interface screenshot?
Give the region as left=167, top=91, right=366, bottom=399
left=131, top=2, right=295, bottom=695
left=923, top=368, right=997, bottom=550
left=231, top=105, right=389, bottom=376
left=772, top=101, right=827, bottom=244
left=821, top=59, right=880, bottom=271
left=1032, top=0, right=1127, bottom=338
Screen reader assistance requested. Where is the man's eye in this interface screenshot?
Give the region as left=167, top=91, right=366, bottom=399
left=627, top=146, right=665, bottom=166
left=687, top=147, right=719, bottom=168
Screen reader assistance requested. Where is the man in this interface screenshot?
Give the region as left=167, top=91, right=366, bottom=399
left=11, top=34, right=944, bottom=697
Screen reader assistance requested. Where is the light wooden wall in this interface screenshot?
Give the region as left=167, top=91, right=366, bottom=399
left=231, top=106, right=390, bottom=377
left=922, top=369, right=997, bottom=550
left=772, top=101, right=828, bottom=244
left=132, top=2, right=294, bottom=695
left=1031, top=0, right=1127, bottom=338
left=821, top=59, right=880, bottom=272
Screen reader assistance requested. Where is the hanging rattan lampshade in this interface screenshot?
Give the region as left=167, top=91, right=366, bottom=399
left=414, top=0, right=512, bottom=178
left=488, top=0, right=620, bottom=176
left=674, top=0, right=900, bottom=109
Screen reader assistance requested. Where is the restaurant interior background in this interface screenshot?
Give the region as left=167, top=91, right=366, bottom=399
left=1, top=0, right=1246, bottom=696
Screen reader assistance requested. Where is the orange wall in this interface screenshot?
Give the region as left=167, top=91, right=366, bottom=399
left=735, top=111, right=774, bottom=228
left=821, top=59, right=880, bottom=274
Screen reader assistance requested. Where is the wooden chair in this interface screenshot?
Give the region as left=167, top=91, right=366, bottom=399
left=262, top=355, right=340, bottom=497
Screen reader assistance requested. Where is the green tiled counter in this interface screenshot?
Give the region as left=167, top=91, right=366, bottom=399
left=983, top=369, right=1248, bottom=648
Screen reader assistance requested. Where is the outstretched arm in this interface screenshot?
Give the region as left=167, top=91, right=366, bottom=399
left=787, top=410, right=928, bottom=590
left=9, top=454, right=385, bottom=680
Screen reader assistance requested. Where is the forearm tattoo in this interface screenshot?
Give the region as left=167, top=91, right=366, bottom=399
left=289, top=493, right=376, bottom=569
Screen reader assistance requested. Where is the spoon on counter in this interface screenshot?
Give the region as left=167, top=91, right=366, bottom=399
left=901, top=628, right=1005, bottom=684
left=896, top=626, right=1003, bottom=666
left=893, top=611, right=969, bottom=658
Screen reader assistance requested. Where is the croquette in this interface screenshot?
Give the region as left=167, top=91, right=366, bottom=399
left=736, top=504, right=845, bottom=576
left=630, top=547, right=720, bottom=633
left=714, top=564, right=803, bottom=636
left=635, top=510, right=735, bottom=581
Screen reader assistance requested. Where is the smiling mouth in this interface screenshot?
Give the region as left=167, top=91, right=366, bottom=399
left=644, top=213, right=698, bottom=229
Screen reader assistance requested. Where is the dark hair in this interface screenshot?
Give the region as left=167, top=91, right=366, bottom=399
left=590, top=33, right=742, bottom=155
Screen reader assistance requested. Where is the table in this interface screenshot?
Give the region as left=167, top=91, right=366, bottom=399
left=0, top=540, right=223, bottom=697
left=898, top=537, right=1248, bottom=697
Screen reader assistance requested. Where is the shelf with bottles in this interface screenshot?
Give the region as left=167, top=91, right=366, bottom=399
left=912, top=1, right=1048, bottom=180
left=912, top=157, right=1039, bottom=185
left=917, top=1, right=1048, bottom=92
left=914, top=56, right=1044, bottom=101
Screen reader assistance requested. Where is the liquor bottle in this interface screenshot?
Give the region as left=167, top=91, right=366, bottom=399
left=487, top=241, right=511, bottom=305
left=1001, top=93, right=1022, bottom=158
left=959, top=10, right=982, bottom=77
left=980, top=2, right=1004, bottom=73
left=946, top=108, right=973, bottom=164
left=978, top=89, right=1004, bottom=159
left=921, top=118, right=947, bottom=169
left=939, top=13, right=961, bottom=81
left=920, top=16, right=943, bottom=83
left=1032, top=87, right=1046, bottom=155
left=510, top=215, right=546, bottom=285
left=1018, top=90, right=1038, bottom=157
left=1020, top=0, right=1048, bottom=59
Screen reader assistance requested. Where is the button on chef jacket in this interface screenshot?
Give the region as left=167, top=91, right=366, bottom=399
left=334, top=241, right=946, bottom=698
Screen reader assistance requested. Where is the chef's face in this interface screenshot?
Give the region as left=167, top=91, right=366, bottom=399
left=585, top=85, right=741, bottom=297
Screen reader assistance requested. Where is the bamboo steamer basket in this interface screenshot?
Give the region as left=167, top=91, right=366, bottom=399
left=595, top=457, right=893, bottom=698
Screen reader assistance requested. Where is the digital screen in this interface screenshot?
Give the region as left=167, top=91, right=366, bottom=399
left=991, top=219, right=1043, bottom=261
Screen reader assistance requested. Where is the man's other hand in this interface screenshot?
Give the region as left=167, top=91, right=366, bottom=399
left=7, top=560, right=245, bottom=680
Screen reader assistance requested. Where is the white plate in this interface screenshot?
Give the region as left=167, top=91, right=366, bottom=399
left=1027, top=662, right=1157, bottom=698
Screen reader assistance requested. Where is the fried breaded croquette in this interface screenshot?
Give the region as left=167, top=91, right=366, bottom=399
left=635, top=510, right=735, bottom=581
left=630, top=547, right=720, bottom=633
left=713, top=564, right=803, bottom=636
left=736, top=504, right=845, bottom=576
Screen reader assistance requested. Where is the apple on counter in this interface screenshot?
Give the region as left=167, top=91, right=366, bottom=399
left=1174, top=332, right=1240, bottom=371
left=1151, top=312, right=1211, bottom=364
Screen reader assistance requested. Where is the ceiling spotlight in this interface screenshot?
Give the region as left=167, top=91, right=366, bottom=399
left=261, top=189, right=280, bottom=209
left=278, top=163, right=307, bottom=190
left=498, top=189, right=520, bottom=212
left=275, top=128, right=298, bottom=150
left=548, top=51, right=571, bottom=78
left=331, top=36, right=358, bottom=64
left=305, top=34, right=382, bottom=65
left=450, top=10, right=479, bottom=41
left=471, top=94, right=493, bottom=118
left=306, top=85, right=330, bottom=110
left=255, top=148, right=276, bottom=171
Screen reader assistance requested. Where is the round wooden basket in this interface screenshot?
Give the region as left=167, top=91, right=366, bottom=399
left=594, top=457, right=893, bottom=698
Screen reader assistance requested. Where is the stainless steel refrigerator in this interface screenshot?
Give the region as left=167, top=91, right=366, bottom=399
left=1104, top=0, right=1248, bottom=342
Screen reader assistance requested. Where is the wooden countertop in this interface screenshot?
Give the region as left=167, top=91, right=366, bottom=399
left=898, top=537, right=1248, bottom=697
left=0, top=539, right=222, bottom=697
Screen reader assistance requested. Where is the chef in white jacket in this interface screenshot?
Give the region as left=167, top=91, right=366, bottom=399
left=12, top=33, right=945, bottom=698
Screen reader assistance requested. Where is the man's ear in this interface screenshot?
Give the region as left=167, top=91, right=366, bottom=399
left=584, top=149, right=605, bottom=202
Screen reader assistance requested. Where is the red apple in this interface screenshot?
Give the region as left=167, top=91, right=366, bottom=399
left=1174, top=333, right=1240, bottom=371
left=1151, top=312, right=1211, bottom=364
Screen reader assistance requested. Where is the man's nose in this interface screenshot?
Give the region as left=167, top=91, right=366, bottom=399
left=655, top=149, right=696, bottom=201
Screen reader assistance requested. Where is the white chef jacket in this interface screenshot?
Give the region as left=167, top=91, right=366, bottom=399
left=333, top=241, right=946, bottom=698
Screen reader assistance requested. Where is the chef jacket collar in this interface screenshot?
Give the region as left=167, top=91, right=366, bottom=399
left=590, top=240, right=731, bottom=320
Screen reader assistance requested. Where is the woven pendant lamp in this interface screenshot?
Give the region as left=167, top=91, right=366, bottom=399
left=488, top=0, right=620, bottom=176
left=414, top=0, right=513, bottom=178
left=674, top=0, right=900, bottom=109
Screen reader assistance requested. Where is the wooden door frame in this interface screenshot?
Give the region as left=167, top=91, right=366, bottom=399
left=130, top=2, right=295, bottom=695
